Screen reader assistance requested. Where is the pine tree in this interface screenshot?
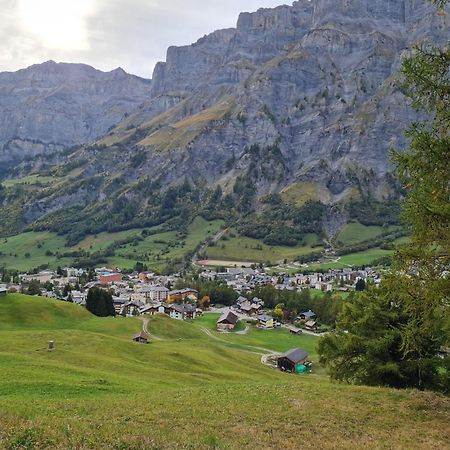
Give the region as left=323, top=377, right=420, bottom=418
left=318, top=0, right=449, bottom=393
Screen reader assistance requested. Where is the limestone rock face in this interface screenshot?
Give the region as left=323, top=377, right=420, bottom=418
left=100, top=0, right=447, bottom=202
left=0, top=61, right=151, bottom=165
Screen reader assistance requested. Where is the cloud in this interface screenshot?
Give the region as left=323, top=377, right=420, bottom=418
left=0, top=0, right=286, bottom=77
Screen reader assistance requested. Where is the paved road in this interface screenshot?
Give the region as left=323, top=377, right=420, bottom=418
left=191, top=227, right=229, bottom=267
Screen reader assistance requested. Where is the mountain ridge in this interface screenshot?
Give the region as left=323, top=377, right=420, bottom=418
left=0, top=0, right=448, bottom=242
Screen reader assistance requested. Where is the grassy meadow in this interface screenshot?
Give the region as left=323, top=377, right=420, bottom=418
left=0, top=217, right=224, bottom=272
left=204, top=230, right=322, bottom=264
left=0, top=293, right=449, bottom=449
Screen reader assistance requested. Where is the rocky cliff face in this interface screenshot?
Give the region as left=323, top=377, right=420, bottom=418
left=1, top=0, right=448, bottom=236
left=0, top=61, right=151, bottom=167
left=94, top=0, right=448, bottom=203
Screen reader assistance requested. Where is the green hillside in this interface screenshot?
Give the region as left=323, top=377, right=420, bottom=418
left=0, top=217, right=224, bottom=272
left=0, top=294, right=448, bottom=448
left=204, top=230, right=322, bottom=264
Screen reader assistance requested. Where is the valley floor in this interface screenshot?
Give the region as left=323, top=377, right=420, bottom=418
left=0, top=295, right=448, bottom=449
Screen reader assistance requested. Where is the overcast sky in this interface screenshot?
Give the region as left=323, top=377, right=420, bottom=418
left=0, top=0, right=286, bottom=78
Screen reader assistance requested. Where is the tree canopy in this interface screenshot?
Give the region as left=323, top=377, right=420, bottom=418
left=86, top=288, right=116, bottom=317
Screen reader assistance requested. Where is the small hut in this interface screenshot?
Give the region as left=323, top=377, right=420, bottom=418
left=132, top=331, right=149, bottom=344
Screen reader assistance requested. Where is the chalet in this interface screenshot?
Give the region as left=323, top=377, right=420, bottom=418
left=139, top=286, right=169, bottom=303
left=168, top=288, right=198, bottom=302
left=277, top=348, right=309, bottom=372
left=257, top=315, right=274, bottom=329
left=239, top=301, right=252, bottom=313
left=138, top=272, right=155, bottom=282
left=72, top=290, right=86, bottom=306
left=169, top=303, right=197, bottom=320
left=304, top=320, right=318, bottom=332
left=298, top=310, right=316, bottom=321
left=139, top=303, right=166, bottom=315
left=132, top=331, right=149, bottom=344
left=122, top=301, right=142, bottom=316
left=112, top=297, right=127, bottom=313
left=217, top=310, right=239, bottom=331
left=252, top=297, right=264, bottom=306
left=240, top=301, right=261, bottom=316
left=250, top=303, right=263, bottom=314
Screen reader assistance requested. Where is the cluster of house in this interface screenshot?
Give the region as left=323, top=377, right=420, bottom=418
left=215, top=291, right=318, bottom=333
left=200, top=266, right=379, bottom=293
left=6, top=267, right=203, bottom=320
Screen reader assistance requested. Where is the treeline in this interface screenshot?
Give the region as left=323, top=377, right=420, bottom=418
left=334, top=228, right=407, bottom=256
left=347, top=200, right=401, bottom=227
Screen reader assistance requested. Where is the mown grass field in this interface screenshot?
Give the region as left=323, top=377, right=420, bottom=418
left=0, top=294, right=448, bottom=449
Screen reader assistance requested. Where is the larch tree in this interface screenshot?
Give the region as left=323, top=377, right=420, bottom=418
left=318, top=0, right=450, bottom=393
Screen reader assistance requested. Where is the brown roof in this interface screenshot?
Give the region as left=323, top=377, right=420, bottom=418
left=217, top=310, right=239, bottom=325
left=280, top=348, right=309, bottom=364
left=133, top=331, right=149, bottom=340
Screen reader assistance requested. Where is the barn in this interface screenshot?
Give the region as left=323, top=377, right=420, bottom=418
left=277, top=348, right=309, bottom=373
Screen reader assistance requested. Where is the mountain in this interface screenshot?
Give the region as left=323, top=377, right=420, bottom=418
left=0, top=61, right=151, bottom=169
left=1, top=0, right=448, bottom=242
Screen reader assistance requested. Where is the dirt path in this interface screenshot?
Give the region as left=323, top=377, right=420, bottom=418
left=141, top=318, right=163, bottom=341
left=261, top=352, right=281, bottom=368
left=235, top=325, right=249, bottom=335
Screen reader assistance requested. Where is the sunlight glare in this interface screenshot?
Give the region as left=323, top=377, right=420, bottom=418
left=18, top=0, right=94, bottom=51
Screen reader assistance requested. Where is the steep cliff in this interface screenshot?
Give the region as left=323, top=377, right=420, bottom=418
left=0, top=61, right=151, bottom=167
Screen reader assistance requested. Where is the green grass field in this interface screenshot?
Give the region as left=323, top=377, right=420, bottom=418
left=0, top=217, right=224, bottom=272
left=0, top=294, right=448, bottom=449
left=0, top=232, right=73, bottom=271
left=1, top=175, right=56, bottom=188
left=305, top=248, right=393, bottom=271
left=112, top=216, right=224, bottom=270
left=205, top=231, right=322, bottom=264
left=336, top=222, right=400, bottom=245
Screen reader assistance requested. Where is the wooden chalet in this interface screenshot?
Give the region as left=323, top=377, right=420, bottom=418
left=217, top=310, right=239, bottom=331
left=287, top=325, right=302, bottom=335
left=304, top=320, right=318, bottom=332
left=277, top=348, right=309, bottom=372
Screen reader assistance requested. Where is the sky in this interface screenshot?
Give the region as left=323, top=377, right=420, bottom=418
left=0, top=0, right=286, bottom=78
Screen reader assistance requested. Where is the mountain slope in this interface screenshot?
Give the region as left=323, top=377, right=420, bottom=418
left=0, top=61, right=151, bottom=169
left=1, top=0, right=448, bottom=241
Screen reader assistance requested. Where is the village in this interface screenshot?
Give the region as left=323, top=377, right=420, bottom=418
left=0, top=264, right=379, bottom=333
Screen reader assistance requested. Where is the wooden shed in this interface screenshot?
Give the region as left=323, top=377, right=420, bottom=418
left=132, top=331, right=149, bottom=344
